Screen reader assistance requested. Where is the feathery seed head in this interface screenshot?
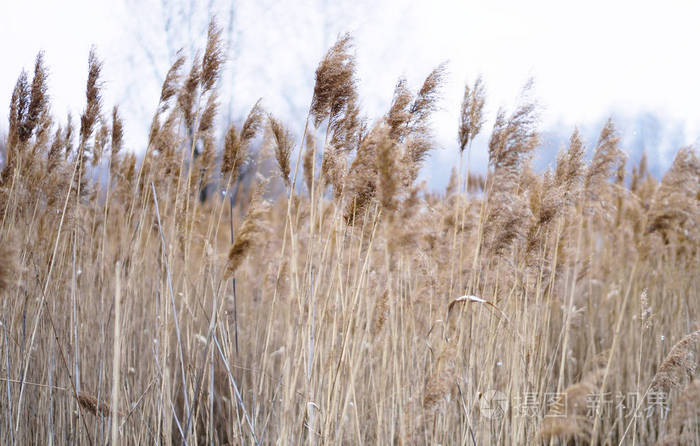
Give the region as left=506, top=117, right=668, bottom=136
left=197, top=91, right=218, bottom=134
left=310, top=33, right=357, bottom=127
left=458, top=75, right=486, bottom=152
left=225, top=177, right=270, bottom=278
left=79, top=48, right=103, bottom=148
left=410, top=62, right=447, bottom=128
left=178, top=55, right=201, bottom=132
left=268, top=115, right=293, bottom=188
left=201, top=19, right=224, bottom=92
left=159, top=51, right=186, bottom=112
left=111, top=106, right=123, bottom=159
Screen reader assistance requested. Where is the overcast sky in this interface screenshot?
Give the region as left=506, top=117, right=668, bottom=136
left=2, top=0, right=698, bottom=186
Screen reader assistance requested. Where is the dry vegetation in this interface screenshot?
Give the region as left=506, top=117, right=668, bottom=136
left=0, top=21, right=699, bottom=445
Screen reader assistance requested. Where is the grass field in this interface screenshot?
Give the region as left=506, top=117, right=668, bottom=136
left=0, top=21, right=698, bottom=445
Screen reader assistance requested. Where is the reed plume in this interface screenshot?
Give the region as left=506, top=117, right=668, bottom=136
left=151, top=110, right=180, bottom=181
left=524, top=129, right=586, bottom=258
left=344, top=124, right=383, bottom=223
left=47, top=125, right=63, bottom=173
left=310, top=33, right=356, bottom=128
left=22, top=52, right=49, bottom=144
left=92, top=120, right=109, bottom=167
left=76, top=391, right=124, bottom=418
left=484, top=81, right=539, bottom=255
left=79, top=48, right=103, bottom=150
left=3, top=52, right=49, bottom=180
left=269, top=115, right=293, bottom=188
left=647, top=147, right=700, bottom=244
left=159, top=51, right=186, bottom=113
left=371, top=288, right=389, bottom=336
left=221, top=100, right=264, bottom=182
left=240, top=99, right=265, bottom=143
left=554, top=128, right=586, bottom=200
left=409, top=62, right=447, bottom=130
left=330, top=94, right=362, bottom=153
left=201, top=19, right=224, bottom=93
left=198, top=91, right=218, bottom=135
left=303, top=135, right=315, bottom=194
left=320, top=142, right=346, bottom=198
left=650, top=330, right=700, bottom=394
left=584, top=118, right=625, bottom=213
left=63, top=112, right=74, bottom=158
left=6, top=70, right=30, bottom=156
left=110, top=106, right=123, bottom=174
left=375, top=126, right=400, bottom=212
left=178, top=55, right=201, bottom=133
left=458, top=76, right=486, bottom=152
left=487, top=80, right=539, bottom=174
left=386, top=78, right=412, bottom=141
left=423, top=340, right=458, bottom=410
left=195, top=92, right=219, bottom=187
left=225, top=178, right=270, bottom=278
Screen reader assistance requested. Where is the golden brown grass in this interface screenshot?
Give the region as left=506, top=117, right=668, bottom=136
left=0, top=23, right=698, bottom=445
left=0, top=242, right=15, bottom=294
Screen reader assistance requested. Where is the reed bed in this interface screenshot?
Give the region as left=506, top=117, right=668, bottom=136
left=0, top=21, right=698, bottom=445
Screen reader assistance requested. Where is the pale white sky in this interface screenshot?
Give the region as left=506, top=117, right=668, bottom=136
left=1, top=0, right=698, bottom=184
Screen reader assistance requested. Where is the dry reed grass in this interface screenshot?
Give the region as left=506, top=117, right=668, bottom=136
left=0, top=21, right=697, bottom=446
